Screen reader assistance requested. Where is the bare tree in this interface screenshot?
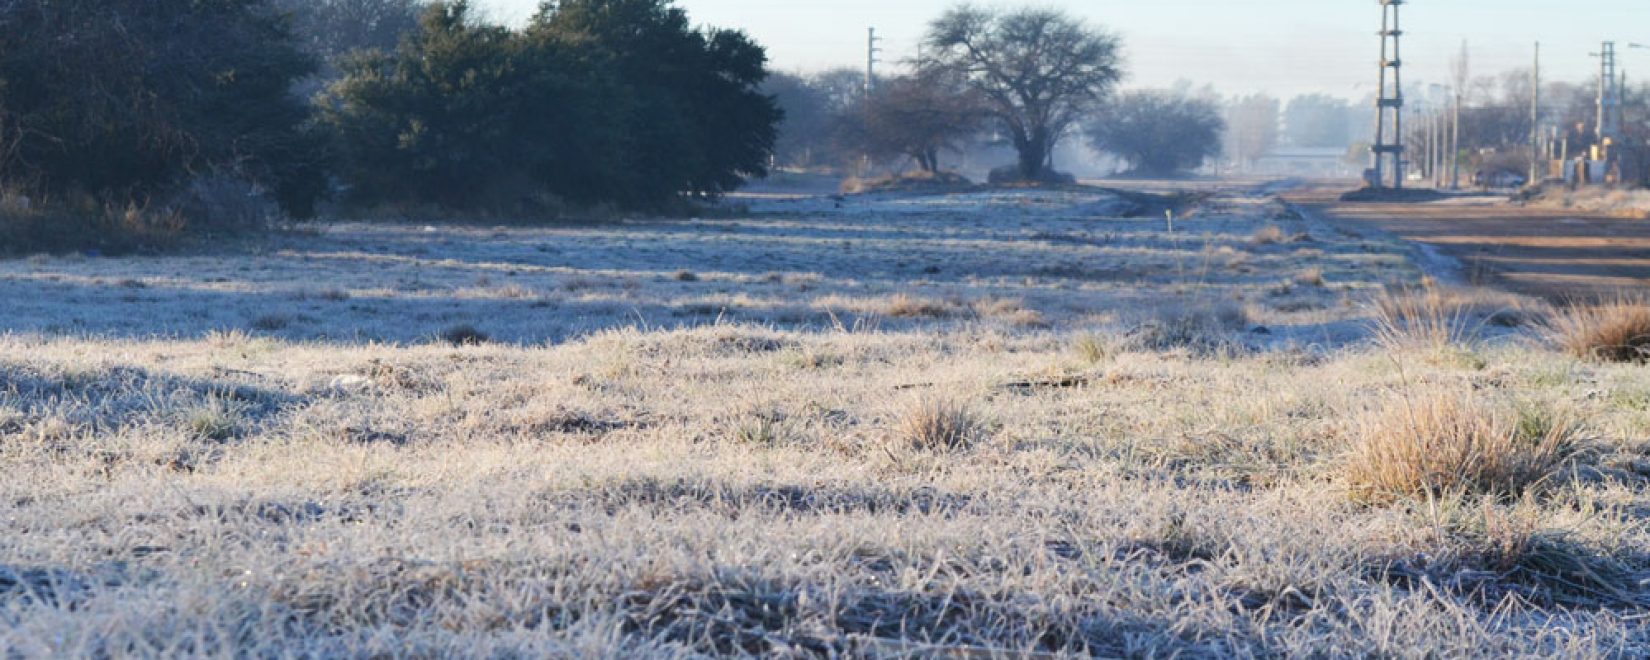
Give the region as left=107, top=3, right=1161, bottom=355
left=847, top=70, right=986, bottom=174
left=925, top=5, right=1122, bottom=182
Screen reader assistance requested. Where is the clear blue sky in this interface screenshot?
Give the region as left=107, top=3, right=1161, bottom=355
left=481, top=1, right=1647, bottom=100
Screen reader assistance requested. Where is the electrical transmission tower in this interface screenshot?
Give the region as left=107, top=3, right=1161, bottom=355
left=1370, top=0, right=1406, bottom=189
left=865, top=28, right=882, bottom=95
left=1595, top=41, right=1621, bottom=143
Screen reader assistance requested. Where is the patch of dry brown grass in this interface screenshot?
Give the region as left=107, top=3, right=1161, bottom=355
left=1544, top=296, right=1650, bottom=363
left=1345, top=392, right=1582, bottom=504
left=1250, top=224, right=1286, bottom=245
left=893, top=397, right=984, bottom=452
left=1372, top=285, right=1475, bottom=353
left=971, top=296, right=1047, bottom=328
left=881, top=293, right=953, bottom=319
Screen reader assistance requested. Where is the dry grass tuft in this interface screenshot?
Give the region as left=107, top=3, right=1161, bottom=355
left=971, top=296, right=1047, bottom=328
left=881, top=294, right=952, bottom=319
left=893, top=397, right=984, bottom=452
left=730, top=412, right=790, bottom=446
left=1072, top=333, right=1113, bottom=365
left=1295, top=267, right=1325, bottom=288
left=1544, top=296, right=1650, bottom=363
left=1372, top=285, right=1475, bottom=352
left=1251, top=225, right=1286, bottom=245
left=183, top=395, right=248, bottom=441
left=1345, top=393, right=1582, bottom=504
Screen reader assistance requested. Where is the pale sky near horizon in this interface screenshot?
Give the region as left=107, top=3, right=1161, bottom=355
left=480, top=0, right=1647, bottom=102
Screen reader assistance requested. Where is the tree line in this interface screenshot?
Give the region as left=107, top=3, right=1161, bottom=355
left=0, top=0, right=779, bottom=250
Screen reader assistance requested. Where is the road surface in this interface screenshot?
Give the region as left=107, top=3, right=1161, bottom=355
left=1292, top=189, right=1650, bottom=302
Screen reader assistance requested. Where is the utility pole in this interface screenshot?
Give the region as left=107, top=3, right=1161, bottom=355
left=1530, top=42, right=1541, bottom=186
left=865, top=28, right=882, bottom=95
left=1451, top=86, right=1462, bottom=189
left=1370, top=0, right=1406, bottom=189
left=1450, top=41, right=1468, bottom=190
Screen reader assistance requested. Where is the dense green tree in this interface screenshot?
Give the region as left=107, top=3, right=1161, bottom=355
left=321, top=2, right=525, bottom=208
left=530, top=0, right=779, bottom=202
left=322, top=0, right=780, bottom=212
left=1090, top=90, right=1224, bottom=176
left=0, top=0, right=324, bottom=217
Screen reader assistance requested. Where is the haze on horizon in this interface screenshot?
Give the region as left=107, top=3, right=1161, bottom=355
left=483, top=0, right=1646, bottom=100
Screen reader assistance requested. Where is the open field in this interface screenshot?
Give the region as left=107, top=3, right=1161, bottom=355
left=3, top=186, right=1649, bottom=656
left=1296, top=190, right=1650, bottom=302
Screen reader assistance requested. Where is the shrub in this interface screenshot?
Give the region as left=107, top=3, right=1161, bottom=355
left=1345, top=393, right=1582, bottom=504
left=1543, top=296, right=1650, bottom=363
left=894, top=397, right=983, bottom=452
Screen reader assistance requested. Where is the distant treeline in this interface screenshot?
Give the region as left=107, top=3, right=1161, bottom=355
left=0, top=0, right=779, bottom=249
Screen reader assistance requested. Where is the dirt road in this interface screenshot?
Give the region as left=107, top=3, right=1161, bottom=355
left=1293, top=189, right=1650, bottom=302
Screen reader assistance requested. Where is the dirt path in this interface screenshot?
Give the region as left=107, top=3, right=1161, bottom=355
left=1291, top=188, right=1650, bottom=302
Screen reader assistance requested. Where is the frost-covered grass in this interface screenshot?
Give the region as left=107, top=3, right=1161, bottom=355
left=1, top=189, right=1412, bottom=346
left=2, top=188, right=1647, bottom=656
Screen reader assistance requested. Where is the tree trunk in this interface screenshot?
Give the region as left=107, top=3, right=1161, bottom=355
left=1016, top=133, right=1049, bottom=181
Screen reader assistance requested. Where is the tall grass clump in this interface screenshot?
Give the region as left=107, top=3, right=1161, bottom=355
left=1372, top=285, right=1478, bottom=355
left=1345, top=393, right=1583, bottom=504
left=894, top=398, right=984, bottom=452
left=1544, top=296, right=1650, bottom=363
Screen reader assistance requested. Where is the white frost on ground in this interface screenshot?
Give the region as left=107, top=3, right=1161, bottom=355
left=1, top=188, right=1419, bottom=347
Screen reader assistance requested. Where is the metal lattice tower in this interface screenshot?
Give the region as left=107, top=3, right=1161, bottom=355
left=865, top=28, right=882, bottom=95
left=1596, top=42, right=1621, bottom=143
left=1370, top=0, right=1406, bottom=189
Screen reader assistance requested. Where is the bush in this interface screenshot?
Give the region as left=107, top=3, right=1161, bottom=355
left=1544, top=296, right=1650, bottom=363
left=1345, top=393, right=1581, bottom=504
